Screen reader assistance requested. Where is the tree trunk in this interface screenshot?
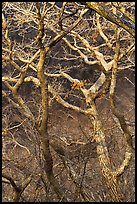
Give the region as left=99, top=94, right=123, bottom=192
left=87, top=103, right=124, bottom=202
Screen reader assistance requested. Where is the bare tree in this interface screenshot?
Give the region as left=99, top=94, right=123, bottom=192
left=2, top=2, right=135, bottom=202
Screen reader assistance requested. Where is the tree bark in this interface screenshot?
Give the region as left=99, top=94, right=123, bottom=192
left=86, top=102, right=124, bottom=202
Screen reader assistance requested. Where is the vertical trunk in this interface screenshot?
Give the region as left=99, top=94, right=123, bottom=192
left=87, top=103, right=123, bottom=202
left=37, top=48, right=67, bottom=201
